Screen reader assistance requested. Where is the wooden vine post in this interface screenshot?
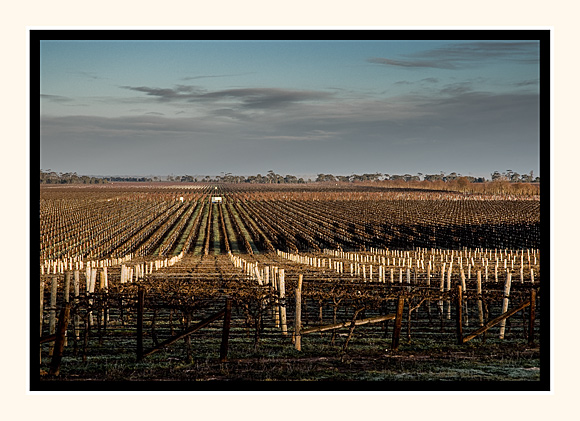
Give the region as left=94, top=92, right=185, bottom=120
left=219, top=298, right=232, bottom=362
left=476, top=271, right=484, bottom=327
left=460, top=269, right=468, bottom=327
left=391, top=296, right=405, bottom=351
left=455, top=284, right=463, bottom=344
left=136, top=284, right=145, bottom=361
left=528, top=288, right=537, bottom=346
left=48, top=276, right=58, bottom=356
left=294, top=274, right=303, bottom=351
left=48, top=303, right=71, bottom=376
left=279, top=269, right=287, bottom=335
left=39, top=280, right=44, bottom=364
left=438, top=263, right=445, bottom=320
left=73, top=270, right=80, bottom=342
left=63, top=271, right=71, bottom=346
left=499, top=271, right=512, bottom=339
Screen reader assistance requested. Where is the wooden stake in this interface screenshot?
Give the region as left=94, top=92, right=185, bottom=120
left=456, top=284, right=463, bottom=345
left=220, top=298, right=232, bottom=362
left=295, top=274, right=303, bottom=351
left=391, top=296, right=405, bottom=351
left=39, top=280, right=44, bottom=364
left=73, top=270, right=80, bottom=341
left=446, top=264, right=452, bottom=320
left=136, top=285, right=144, bottom=361
left=528, top=288, right=536, bottom=346
left=63, top=272, right=71, bottom=346
left=477, top=271, right=484, bottom=327
left=48, top=277, right=58, bottom=356
left=279, top=269, right=287, bottom=335
left=462, top=300, right=530, bottom=343
left=499, top=272, right=512, bottom=339
left=48, top=303, right=70, bottom=376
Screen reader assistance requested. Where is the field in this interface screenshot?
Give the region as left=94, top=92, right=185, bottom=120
left=36, top=182, right=544, bottom=390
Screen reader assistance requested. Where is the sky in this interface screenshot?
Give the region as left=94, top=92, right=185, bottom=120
left=39, top=36, right=542, bottom=178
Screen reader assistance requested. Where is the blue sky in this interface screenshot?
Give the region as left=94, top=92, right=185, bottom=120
left=40, top=37, right=541, bottom=178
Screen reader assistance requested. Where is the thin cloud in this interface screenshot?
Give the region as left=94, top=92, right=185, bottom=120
left=41, top=94, right=74, bottom=103
left=119, top=85, right=203, bottom=102
left=121, top=85, right=333, bottom=109
left=40, top=114, right=222, bottom=136
left=198, top=88, right=332, bottom=109
left=515, top=79, right=539, bottom=87
left=419, top=41, right=539, bottom=63
left=211, top=108, right=253, bottom=121
left=182, top=72, right=255, bottom=81
left=70, top=71, right=103, bottom=80
left=368, top=41, right=539, bottom=70
left=368, top=57, right=455, bottom=69
left=439, top=82, right=473, bottom=96
left=261, top=130, right=338, bottom=142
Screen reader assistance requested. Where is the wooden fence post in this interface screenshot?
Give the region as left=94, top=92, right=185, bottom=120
left=48, top=303, right=71, bottom=376
left=499, top=272, right=512, bottom=339
left=391, top=296, right=405, bottom=351
left=446, top=263, right=452, bottom=320
left=456, top=284, right=463, bottom=345
left=137, top=284, right=144, bottom=361
left=477, top=271, right=484, bottom=327
left=63, top=272, right=71, bottom=346
left=48, top=276, right=58, bottom=356
left=528, top=288, right=536, bottom=346
left=460, top=269, right=468, bottom=327
left=279, top=269, right=287, bottom=335
left=220, top=298, right=232, bottom=362
left=438, top=263, right=445, bottom=322
left=295, top=274, right=303, bottom=351
left=426, top=264, right=431, bottom=316
left=39, top=280, right=45, bottom=364
left=73, top=270, right=80, bottom=341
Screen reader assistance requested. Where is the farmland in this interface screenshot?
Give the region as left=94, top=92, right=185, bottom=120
left=36, top=182, right=543, bottom=389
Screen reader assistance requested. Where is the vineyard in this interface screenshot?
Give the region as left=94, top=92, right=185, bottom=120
left=36, top=183, right=544, bottom=388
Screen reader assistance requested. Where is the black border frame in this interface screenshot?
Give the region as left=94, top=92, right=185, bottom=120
left=32, top=28, right=551, bottom=393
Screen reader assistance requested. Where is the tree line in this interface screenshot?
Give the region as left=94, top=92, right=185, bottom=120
left=40, top=170, right=108, bottom=184
left=41, top=169, right=540, bottom=185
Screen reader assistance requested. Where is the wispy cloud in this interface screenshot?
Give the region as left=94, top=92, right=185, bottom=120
left=70, top=71, right=103, bottom=80
left=198, top=88, right=332, bottom=109
left=258, top=130, right=340, bottom=142
left=120, top=85, right=333, bottom=109
left=368, top=41, right=539, bottom=70
left=211, top=108, right=253, bottom=121
left=41, top=94, right=74, bottom=103
left=182, top=72, right=255, bottom=81
left=368, top=57, right=454, bottom=69
left=40, top=114, right=220, bottom=137
left=439, top=82, right=473, bottom=96
left=515, top=79, right=539, bottom=87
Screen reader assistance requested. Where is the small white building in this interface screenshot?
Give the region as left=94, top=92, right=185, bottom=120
left=211, top=196, right=223, bottom=203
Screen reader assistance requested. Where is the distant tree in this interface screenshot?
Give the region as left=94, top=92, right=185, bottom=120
left=456, top=176, right=470, bottom=191
left=316, top=173, right=336, bottom=182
